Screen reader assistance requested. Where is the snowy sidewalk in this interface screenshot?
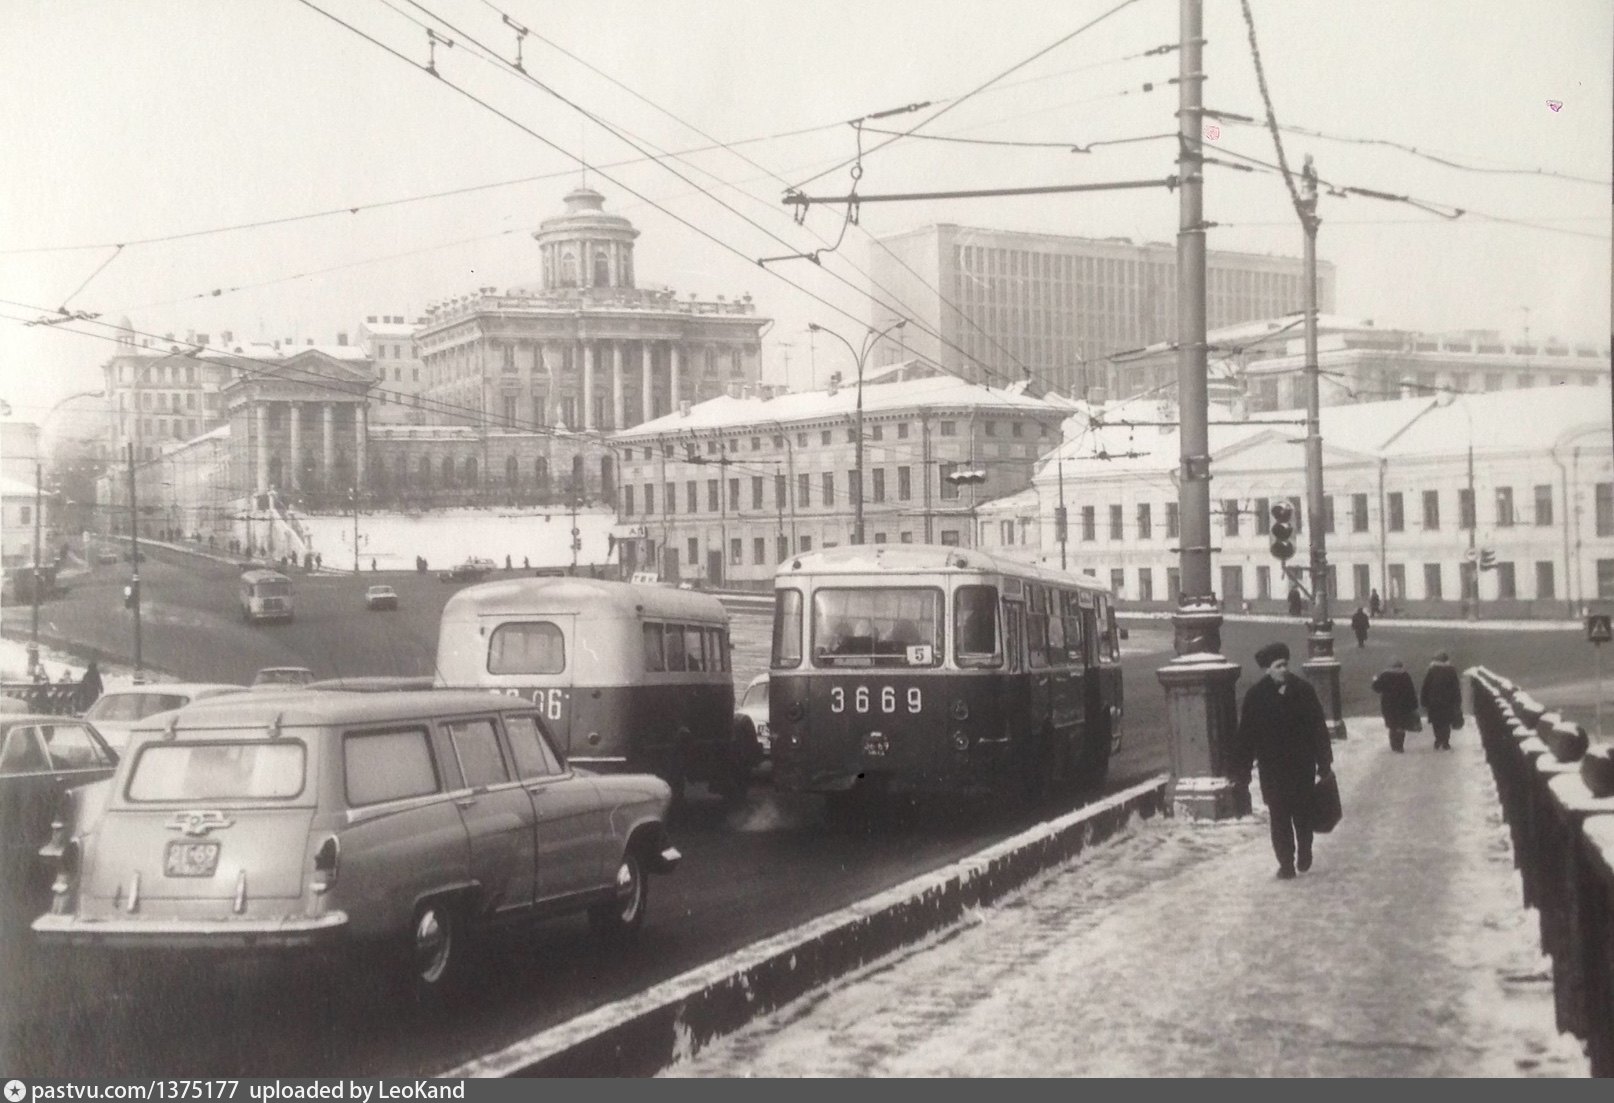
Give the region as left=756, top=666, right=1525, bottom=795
left=664, top=720, right=1590, bottom=1077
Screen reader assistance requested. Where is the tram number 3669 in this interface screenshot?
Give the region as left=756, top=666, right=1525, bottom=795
left=830, top=685, right=922, bottom=715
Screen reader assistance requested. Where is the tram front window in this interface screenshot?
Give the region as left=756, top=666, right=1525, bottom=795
left=812, top=588, right=941, bottom=667
left=954, top=585, right=1001, bottom=666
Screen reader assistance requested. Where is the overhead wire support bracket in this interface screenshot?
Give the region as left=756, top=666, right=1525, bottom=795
left=501, top=13, right=529, bottom=72
left=783, top=177, right=1178, bottom=208
left=863, top=101, right=932, bottom=121
left=426, top=28, right=454, bottom=77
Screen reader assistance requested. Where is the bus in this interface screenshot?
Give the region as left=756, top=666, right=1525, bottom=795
left=238, top=569, right=293, bottom=624
left=433, top=576, right=749, bottom=803
left=768, top=544, right=1122, bottom=812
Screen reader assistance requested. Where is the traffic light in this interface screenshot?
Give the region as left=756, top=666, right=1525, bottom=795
left=1480, top=548, right=1497, bottom=571
left=122, top=580, right=139, bottom=609
left=1268, top=500, right=1296, bottom=561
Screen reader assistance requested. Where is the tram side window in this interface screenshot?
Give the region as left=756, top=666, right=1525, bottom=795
left=684, top=625, right=707, bottom=672
left=487, top=622, right=566, bottom=675
left=1025, top=586, right=1049, bottom=669
left=771, top=589, right=803, bottom=669
left=1096, top=597, right=1120, bottom=662
left=1060, top=591, right=1086, bottom=664
left=642, top=623, right=666, bottom=672
left=664, top=624, right=688, bottom=672
left=954, top=585, right=1001, bottom=667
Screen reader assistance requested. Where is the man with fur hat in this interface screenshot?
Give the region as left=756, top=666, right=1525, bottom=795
left=1419, top=651, right=1464, bottom=750
left=1232, top=642, right=1334, bottom=879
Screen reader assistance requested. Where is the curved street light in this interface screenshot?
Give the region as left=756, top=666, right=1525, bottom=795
left=806, top=320, right=907, bottom=545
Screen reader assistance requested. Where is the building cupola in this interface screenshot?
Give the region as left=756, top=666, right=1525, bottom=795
left=534, top=186, right=640, bottom=292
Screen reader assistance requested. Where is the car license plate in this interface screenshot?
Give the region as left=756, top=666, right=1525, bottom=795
left=165, top=841, right=220, bottom=877
left=862, top=731, right=889, bottom=757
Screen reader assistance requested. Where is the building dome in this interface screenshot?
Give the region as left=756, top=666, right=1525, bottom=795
left=534, top=187, right=640, bottom=292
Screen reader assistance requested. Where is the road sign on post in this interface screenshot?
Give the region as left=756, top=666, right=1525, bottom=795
left=1587, top=614, right=1611, bottom=644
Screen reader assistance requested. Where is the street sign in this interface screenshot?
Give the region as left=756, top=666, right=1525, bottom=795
left=1587, top=614, right=1612, bottom=644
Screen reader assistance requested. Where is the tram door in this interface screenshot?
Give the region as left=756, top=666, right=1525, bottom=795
left=1002, top=598, right=1026, bottom=743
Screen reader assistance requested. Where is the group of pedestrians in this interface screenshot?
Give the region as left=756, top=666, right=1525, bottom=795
left=1231, top=634, right=1462, bottom=882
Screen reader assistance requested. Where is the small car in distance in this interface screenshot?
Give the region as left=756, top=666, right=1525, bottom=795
left=81, top=683, right=247, bottom=750
left=95, top=550, right=121, bottom=567
left=439, top=558, right=495, bottom=583
left=364, top=584, right=399, bottom=611
left=0, top=715, right=118, bottom=928
left=250, top=667, right=316, bottom=690
left=32, top=690, right=681, bottom=999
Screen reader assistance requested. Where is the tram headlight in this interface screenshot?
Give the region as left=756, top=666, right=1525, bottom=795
left=950, top=700, right=969, bottom=721
left=950, top=729, right=970, bottom=752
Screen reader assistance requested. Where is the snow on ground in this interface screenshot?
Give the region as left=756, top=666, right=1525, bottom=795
left=664, top=720, right=1590, bottom=1078
left=293, top=507, right=620, bottom=572
left=0, top=636, right=160, bottom=690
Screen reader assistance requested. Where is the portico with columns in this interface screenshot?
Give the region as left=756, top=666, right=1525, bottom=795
left=224, top=349, right=374, bottom=508
left=415, top=187, right=768, bottom=439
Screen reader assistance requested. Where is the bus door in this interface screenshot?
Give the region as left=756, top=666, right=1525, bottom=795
left=1024, top=584, right=1053, bottom=733
left=1078, top=591, right=1107, bottom=743
left=1000, top=594, right=1027, bottom=740
left=483, top=615, right=576, bottom=756
left=1048, top=591, right=1083, bottom=740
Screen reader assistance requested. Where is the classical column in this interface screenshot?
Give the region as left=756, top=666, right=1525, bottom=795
left=582, top=341, right=597, bottom=431
left=255, top=403, right=269, bottom=492
left=322, top=402, right=336, bottom=486
left=355, top=403, right=367, bottom=494
left=288, top=402, right=302, bottom=492
left=612, top=341, right=626, bottom=430
left=669, top=341, right=682, bottom=409
left=641, top=342, right=654, bottom=423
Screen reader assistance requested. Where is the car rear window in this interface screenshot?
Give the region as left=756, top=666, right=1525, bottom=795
left=127, top=741, right=306, bottom=802
left=344, top=728, right=438, bottom=806
left=488, top=622, right=566, bottom=675
left=86, top=693, right=189, bottom=721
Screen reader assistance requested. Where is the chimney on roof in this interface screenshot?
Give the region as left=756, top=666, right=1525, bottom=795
left=367, top=315, right=377, bottom=324
left=827, top=372, right=841, bottom=397
left=221, top=330, right=233, bottom=345
left=197, top=333, right=210, bottom=346
left=337, top=332, right=348, bottom=346
left=306, top=338, right=313, bottom=346
left=678, top=400, right=692, bottom=417
left=726, top=381, right=744, bottom=399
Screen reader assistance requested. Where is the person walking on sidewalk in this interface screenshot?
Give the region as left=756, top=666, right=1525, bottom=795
left=1369, top=587, right=1383, bottom=617
left=1287, top=588, right=1305, bottom=617
left=1370, top=659, right=1421, bottom=752
left=1232, top=642, right=1334, bottom=880
left=1420, top=651, right=1464, bottom=750
left=1349, top=605, right=1371, bottom=648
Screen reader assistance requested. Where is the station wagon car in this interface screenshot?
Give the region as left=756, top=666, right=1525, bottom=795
left=33, top=690, right=681, bottom=997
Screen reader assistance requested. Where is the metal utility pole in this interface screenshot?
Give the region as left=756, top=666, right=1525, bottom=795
left=570, top=491, right=580, bottom=574
left=1299, top=156, right=1346, bottom=739
left=1465, top=440, right=1478, bottom=619
left=351, top=486, right=360, bottom=574
left=1156, top=0, right=1246, bottom=821
left=1057, top=457, right=1069, bottom=571
left=808, top=320, right=905, bottom=546
left=126, top=443, right=144, bottom=681
left=28, top=462, right=43, bottom=678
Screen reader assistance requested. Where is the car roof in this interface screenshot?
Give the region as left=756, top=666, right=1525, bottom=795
left=366, top=584, right=395, bottom=591
left=99, top=683, right=246, bottom=696
left=255, top=667, right=313, bottom=675
left=0, top=713, right=102, bottom=729
left=139, top=687, right=527, bottom=735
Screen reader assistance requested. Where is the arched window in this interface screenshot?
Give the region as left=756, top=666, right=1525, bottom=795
left=571, top=454, right=585, bottom=497
left=535, top=456, right=550, bottom=488
left=505, top=456, right=519, bottom=485
left=594, top=249, right=610, bottom=287
left=419, top=455, right=433, bottom=487
left=542, top=250, right=554, bottom=289
left=442, top=456, right=456, bottom=487
left=559, top=250, right=577, bottom=288
left=621, top=251, right=633, bottom=287
left=370, top=454, right=388, bottom=491
left=464, top=456, right=478, bottom=486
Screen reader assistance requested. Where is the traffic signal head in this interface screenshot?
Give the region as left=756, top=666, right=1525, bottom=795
left=1269, top=501, right=1296, bottom=561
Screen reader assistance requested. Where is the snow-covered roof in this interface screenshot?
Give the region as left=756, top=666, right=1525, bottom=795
left=975, top=486, right=1039, bottom=516
left=614, top=375, right=1064, bottom=440
left=361, top=322, right=418, bottom=339
left=0, top=474, right=37, bottom=498
left=1113, top=315, right=1384, bottom=361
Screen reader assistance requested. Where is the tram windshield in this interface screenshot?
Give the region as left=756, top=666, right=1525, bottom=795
left=811, top=588, right=941, bottom=668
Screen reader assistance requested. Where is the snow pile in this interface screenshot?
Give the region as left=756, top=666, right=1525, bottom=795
left=292, top=507, right=619, bottom=571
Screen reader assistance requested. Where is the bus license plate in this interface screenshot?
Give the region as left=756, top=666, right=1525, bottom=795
left=863, top=731, right=889, bottom=757
left=165, top=841, right=220, bottom=878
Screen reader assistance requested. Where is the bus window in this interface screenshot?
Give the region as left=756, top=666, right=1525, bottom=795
left=811, top=588, right=941, bottom=668
left=487, top=622, right=566, bottom=675
left=1025, top=586, right=1049, bottom=669
left=683, top=625, right=706, bottom=672
left=1061, top=591, right=1086, bottom=663
left=664, top=624, right=688, bottom=672
left=771, top=589, right=804, bottom=669
left=1096, top=597, right=1120, bottom=662
left=954, top=585, right=1001, bottom=667
left=642, top=622, right=666, bottom=672
left=705, top=627, right=729, bottom=673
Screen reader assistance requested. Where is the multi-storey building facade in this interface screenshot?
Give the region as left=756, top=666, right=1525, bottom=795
left=865, top=224, right=1333, bottom=397
left=416, top=187, right=769, bottom=436
left=984, top=385, right=1614, bottom=618
left=359, top=314, right=427, bottom=425
left=608, top=365, right=1068, bottom=587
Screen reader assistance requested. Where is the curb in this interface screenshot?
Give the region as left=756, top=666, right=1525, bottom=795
left=443, top=773, right=1169, bottom=1078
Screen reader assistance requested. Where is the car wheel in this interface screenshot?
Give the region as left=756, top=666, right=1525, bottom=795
left=588, top=848, right=648, bottom=942
left=409, top=898, right=463, bottom=998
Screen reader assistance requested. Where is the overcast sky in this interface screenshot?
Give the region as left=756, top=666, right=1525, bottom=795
left=2, top=0, right=1609, bottom=428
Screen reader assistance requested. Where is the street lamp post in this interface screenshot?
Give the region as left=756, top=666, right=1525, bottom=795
left=807, top=320, right=906, bottom=545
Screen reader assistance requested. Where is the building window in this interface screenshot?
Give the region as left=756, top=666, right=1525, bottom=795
left=751, top=477, right=763, bottom=510
left=1000, top=520, right=1015, bottom=545
left=664, top=482, right=676, bottom=515
left=797, top=432, right=808, bottom=448
left=1322, top=495, right=1335, bottom=535
left=750, top=436, right=761, bottom=452
left=939, top=420, right=957, bottom=437
left=19, top=506, right=31, bottom=526
left=821, top=430, right=831, bottom=446
left=939, top=462, right=959, bottom=500
left=1600, top=560, right=1614, bottom=599
left=799, top=535, right=813, bottom=553
left=1495, top=487, right=1514, bottom=527
left=1109, top=504, right=1123, bottom=540
left=1388, top=563, right=1406, bottom=604
left=775, top=474, right=786, bottom=509
left=897, top=466, right=911, bottom=501
left=1422, top=490, right=1440, bottom=530
left=1222, top=498, right=1240, bottom=537
left=687, top=537, right=699, bottom=566
left=870, top=425, right=883, bottom=441
left=1220, top=565, right=1243, bottom=603
left=1255, top=497, right=1270, bottom=535
left=897, top=422, right=910, bottom=439
left=728, top=478, right=740, bottom=507
left=1496, top=562, right=1517, bottom=599
left=847, top=470, right=860, bottom=506
left=1256, top=565, right=1271, bottom=599
left=1111, top=568, right=1126, bottom=597
left=1167, top=567, right=1180, bottom=602
left=1166, top=502, right=1179, bottom=539
left=1351, top=494, right=1369, bottom=533
left=1353, top=563, right=1371, bottom=599
left=939, top=530, right=960, bottom=546
left=1388, top=492, right=1404, bottom=532
left=871, top=468, right=886, bottom=502
left=1011, top=422, right=1024, bottom=438
left=1424, top=563, right=1443, bottom=600
left=686, top=481, right=698, bottom=513
left=777, top=536, right=789, bottom=562
left=730, top=538, right=742, bottom=566
left=822, top=472, right=835, bottom=506
left=1081, top=505, right=1096, bottom=541
left=1597, top=483, right=1614, bottom=536
left=1138, top=568, right=1154, bottom=602
left=797, top=473, right=811, bottom=508
left=708, top=480, right=720, bottom=512
left=1457, top=487, right=1475, bottom=530
left=1534, top=484, right=1553, bottom=526
left=623, top=486, right=635, bottom=515
left=1136, top=503, right=1152, bottom=539
left=754, top=537, right=767, bottom=565
left=1536, top=561, right=1555, bottom=599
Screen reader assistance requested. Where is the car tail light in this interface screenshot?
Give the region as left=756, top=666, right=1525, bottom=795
left=48, top=839, right=81, bottom=914
left=311, top=835, right=339, bottom=893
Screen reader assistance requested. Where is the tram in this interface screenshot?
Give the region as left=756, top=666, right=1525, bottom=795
left=768, top=544, right=1122, bottom=807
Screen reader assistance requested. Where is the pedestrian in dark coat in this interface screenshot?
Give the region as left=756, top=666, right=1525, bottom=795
left=1232, top=642, right=1334, bottom=879
left=1287, top=588, right=1305, bottom=617
left=1420, top=651, right=1464, bottom=750
left=75, top=660, right=104, bottom=712
left=1349, top=605, right=1371, bottom=648
left=1370, top=659, right=1420, bottom=753
left=1369, top=588, right=1383, bottom=617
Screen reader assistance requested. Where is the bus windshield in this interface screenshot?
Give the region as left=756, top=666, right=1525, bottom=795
left=811, top=588, right=941, bottom=668
left=253, top=579, right=290, bottom=598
